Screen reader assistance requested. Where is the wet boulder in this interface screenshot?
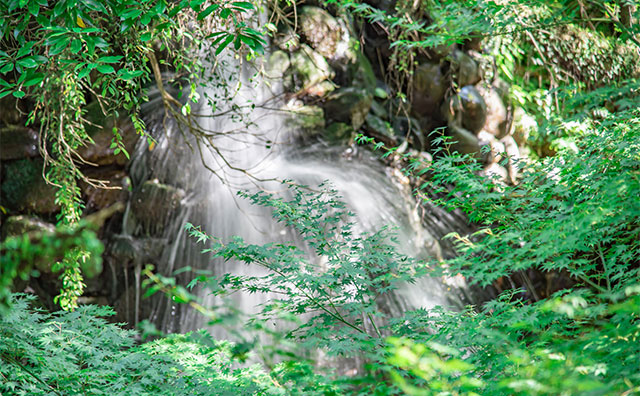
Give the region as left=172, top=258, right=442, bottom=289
left=0, top=126, right=39, bottom=160
left=323, top=87, right=372, bottom=129
left=478, top=85, right=508, bottom=138
left=452, top=50, right=482, bottom=87
left=442, top=85, right=487, bottom=134
left=501, top=135, right=521, bottom=183
left=265, top=50, right=291, bottom=80
left=392, top=116, right=426, bottom=150
left=411, top=62, right=447, bottom=119
left=274, top=26, right=300, bottom=52
left=78, top=105, right=139, bottom=167
left=477, top=130, right=506, bottom=164
left=347, top=52, right=377, bottom=93
left=1, top=215, right=56, bottom=273
left=131, top=179, right=185, bottom=236
left=284, top=104, right=325, bottom=139
left=365, top=114, right=396, bottom=141
left=298, top=6, right=356, bottom=66
left=481, top=162, right=509, bottom=183
left=286, top=45, right=335, bottom=96
left=1, top=215, right=55, bottom=240
left=324, top=122, right=355, bottom=143
left=512, top=107, right=537, bottom=146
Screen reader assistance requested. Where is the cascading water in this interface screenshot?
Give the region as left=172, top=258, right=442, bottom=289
left=118, top=49, right=468, bottom=336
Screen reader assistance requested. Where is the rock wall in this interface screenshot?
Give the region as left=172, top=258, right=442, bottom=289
left=267, top=3, right=536, bottom=256
left=0, top=98, right=139, bottom=313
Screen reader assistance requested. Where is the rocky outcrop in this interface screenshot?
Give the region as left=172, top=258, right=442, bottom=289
left=298, top=6, right=356, bottom=67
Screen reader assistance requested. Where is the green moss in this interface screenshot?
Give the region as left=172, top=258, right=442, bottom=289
left=1, top=158, right=42, bottom=211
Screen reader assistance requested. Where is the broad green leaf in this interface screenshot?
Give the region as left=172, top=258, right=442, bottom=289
left=197, top=4, right=219, bottom=19
left=17, top=57, right=38, bottom=68
left=98, top=56, right=122, bottom=63
left=23, top=74, right=44, bottom=87
left=231, top=1, right=253, bottom=10
left=0, top=63, right=14, bottom=73
left=96, top=64, right=115, bottom=74
left=215, top=34, right=234, bottom=55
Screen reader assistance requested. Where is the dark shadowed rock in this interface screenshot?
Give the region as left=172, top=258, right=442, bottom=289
left=1, top=215, right=56, bottom=273
left=411, top=62, right=447, bottom=119
left=0, top=126, right=39, bottom=160
left=365, top=113, right=395, bottom=140
left=80, top=169, right=129, bottom=213
left=323, top=87, right=372, bottom=129
left=452, top=50, right=482, bottom=87
left=0, top=96, right=22, bottom=126
left=1, top=215, right=55, bottom=240
left=78, top=105, right=139, bottom=167
left=448, top=125, right=481, bottom=156
left=131, top=179, right=185, bottom=236
left=1, top=158, right=58, bottom=215
left=442, top=86, right=487, bottom=134
left=324, top=122, right=355, bottom=143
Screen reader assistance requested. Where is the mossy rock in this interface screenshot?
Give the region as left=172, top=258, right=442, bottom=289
left=323, top=87, right=372, bottom=129
left=284, top=105, right=326, bottom=140
left=0, top=158, right=58, bottom=215
left=324, top=122, right=355, bottom=143
left=298, top=6, right=356, bottom=65
left=285, top=45, right=335, bottom=95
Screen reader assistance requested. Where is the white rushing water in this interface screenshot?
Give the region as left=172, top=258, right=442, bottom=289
left=121, top=50, right=464, bottom=336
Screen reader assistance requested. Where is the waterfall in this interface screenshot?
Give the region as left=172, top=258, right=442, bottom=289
left=116, top=50, right=467, bottom=335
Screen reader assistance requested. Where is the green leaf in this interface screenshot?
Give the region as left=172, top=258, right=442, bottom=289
left=96, top=64, right=115, bottom=74
left=197, top=4, right=219, bottom=19
left=120, top=8, right=142, bottom=20
left=70, top=39, right=82, bottom=53
left=231, top=1, right=253, bottom=10
left=140, top=32, right=152, bottom=42
left=0, top=63, right=14, bottom=73
left=28, top=1, right=39, bottom=16
left=215, top=34, right=234, bottom=55
left=12, top=90, right=25, bottom=98
left=98, top=56, right=122, bottom=64
left=78, top=67, right=91, bottom=79
left=23, top=74, right=44, bottom=87
left=17, top=57, right=38, bottom=68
